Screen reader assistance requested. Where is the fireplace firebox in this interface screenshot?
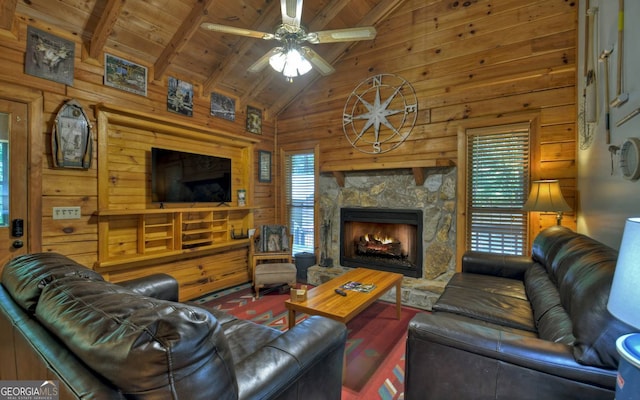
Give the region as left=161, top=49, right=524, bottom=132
left=340, top=208, right=423, bottom=278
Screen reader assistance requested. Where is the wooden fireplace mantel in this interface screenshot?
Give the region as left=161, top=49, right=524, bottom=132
left=321, top=158, right=456, bottom=187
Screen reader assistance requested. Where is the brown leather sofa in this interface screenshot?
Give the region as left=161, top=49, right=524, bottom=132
left=405, top=226, right=638, bottom=400
left=0, top=253, right=347, bottom=400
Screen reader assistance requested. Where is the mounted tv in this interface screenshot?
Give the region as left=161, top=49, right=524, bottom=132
left=151, top=147, right=232, bottom=204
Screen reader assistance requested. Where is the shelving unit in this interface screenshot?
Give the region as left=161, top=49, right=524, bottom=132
left=141, top=213, right=176, bottom=254
left=93, top=105, right=259, bottom=297
left=97, top=207, right=253, bottom=268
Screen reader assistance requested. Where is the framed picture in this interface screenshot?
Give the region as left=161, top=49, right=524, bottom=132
left=25, top=26, right=75, bottom=85
left=104, top=53, right=147, bottom=96
left=51, top=99, right=92, bottom=169
left=246, top=105, right=262, bottom=134
left=167, top=77, right=193, bottom=116
left=210, top=92, right=236, bottom=121
left=258, top=150, right=272, bottom=183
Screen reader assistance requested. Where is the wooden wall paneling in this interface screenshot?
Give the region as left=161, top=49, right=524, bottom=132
left=277, top=0, right=578, bottom=258
left=0, top=14, right=277, bottom=295
left=0, top=1, right=578, bottom=289
left=41, top=218, right=98, bottom=243
left=106, top=247, right=250, bottom=301
left=0, top=0, right=17, bottom=32
left=541, top=123, right=575, bottom=143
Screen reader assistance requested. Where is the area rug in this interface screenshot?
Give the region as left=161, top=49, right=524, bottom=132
left=195, top=284, right=419, bottom=395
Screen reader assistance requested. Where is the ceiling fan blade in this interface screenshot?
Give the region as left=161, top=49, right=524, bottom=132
left=301, top=46, right=335, bottom=76
left=307, top=27, right=377, bottom=44
left=281, top=0, right=303, bottom=28
left=200, top=22, right=274, bottom=40
left=248, top=47, right=282, bottom=73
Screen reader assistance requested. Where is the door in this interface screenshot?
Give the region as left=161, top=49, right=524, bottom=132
left=0, top=99, right=28, bottom=267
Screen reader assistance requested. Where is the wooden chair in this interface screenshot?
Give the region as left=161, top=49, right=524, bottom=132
left=250, top=225, right=297, bottom=298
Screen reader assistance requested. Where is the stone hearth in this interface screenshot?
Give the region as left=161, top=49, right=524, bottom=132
left=317, top=168, right=457, bottom=310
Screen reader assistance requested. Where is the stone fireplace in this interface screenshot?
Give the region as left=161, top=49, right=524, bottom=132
left=310, top=168, right=458, bottom=310
left=340, top=207, right=423, bottom=278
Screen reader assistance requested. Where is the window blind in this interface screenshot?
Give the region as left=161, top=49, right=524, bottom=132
left=285, top=152, right=315, bottom=254
left=466, top=125, right=530, bottom=255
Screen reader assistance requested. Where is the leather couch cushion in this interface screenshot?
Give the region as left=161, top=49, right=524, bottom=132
left=550, top=235, right=632, bottom=368
left=195, top=305, right=284, bottom=364
left=1, top=253, right=104, bottom=312
left=446, top=272, right=528, bottom=300
left=35, top=279, right=239, bottom=400
left=524, top=264, right=574, bottom=344
left=219, top=318, right=282, bottom=364
left=433, top=274, right=535, bottom=332
left=531, top=226, right=577, bottom=282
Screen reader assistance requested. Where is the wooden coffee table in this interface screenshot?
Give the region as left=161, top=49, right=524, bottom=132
left=285, top=267, right=403, bottom=329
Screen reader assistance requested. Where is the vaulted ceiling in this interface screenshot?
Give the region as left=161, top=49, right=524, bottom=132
left=7, top=0, right=405, bottom=116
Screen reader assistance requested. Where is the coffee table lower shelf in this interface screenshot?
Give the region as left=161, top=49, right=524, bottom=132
left=284, top=268, right=403, bottom=329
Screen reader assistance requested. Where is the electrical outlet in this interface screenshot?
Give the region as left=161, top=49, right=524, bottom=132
left=53, top=207, right=81, bottom=220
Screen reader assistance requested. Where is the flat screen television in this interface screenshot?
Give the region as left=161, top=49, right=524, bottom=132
left=151, top=147, right=232, bottom=204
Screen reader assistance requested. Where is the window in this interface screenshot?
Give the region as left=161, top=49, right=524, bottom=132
left=0, top=112, right=8, bottom=227
left=284, top=152, right=315, bottom=254
left=466, top=123, right=530, bottom=255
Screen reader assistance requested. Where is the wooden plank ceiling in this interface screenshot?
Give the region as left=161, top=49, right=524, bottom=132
left=9, top=0, right=404, bottom=116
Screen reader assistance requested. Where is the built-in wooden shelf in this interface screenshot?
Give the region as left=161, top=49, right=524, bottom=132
left=321, top=158, right=456, bottom=187
left=96, top=206, right=254, bottom=269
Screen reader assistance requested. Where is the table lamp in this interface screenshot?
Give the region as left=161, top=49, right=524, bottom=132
left=522, top=180, right=572, bottom=226
left=607, top=217, right=640, bottom=399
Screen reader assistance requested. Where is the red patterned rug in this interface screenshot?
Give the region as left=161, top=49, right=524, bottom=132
left=195, top=284, right=419, bottom=396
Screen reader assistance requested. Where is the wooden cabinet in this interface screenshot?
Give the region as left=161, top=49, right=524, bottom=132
left=93, top=105, right=259, bottom=297
left=97, top=207, right=253, bottom=268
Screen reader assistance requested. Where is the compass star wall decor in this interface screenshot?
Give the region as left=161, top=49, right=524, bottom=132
left=343, top=73, right=418, bottom=154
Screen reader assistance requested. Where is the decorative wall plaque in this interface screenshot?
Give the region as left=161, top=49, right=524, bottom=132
left=52, top=99, right=92, bottom=169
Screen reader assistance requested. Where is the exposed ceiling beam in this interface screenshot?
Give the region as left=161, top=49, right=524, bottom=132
left=268, top=0, right=406, bottom=116
left=0, top=0, right=18, bottom=32
left=154, top=0, right=217, bottom=81
left=86, top=0, right=125, bottom=61
left=202, top=1, right=281, bottom=93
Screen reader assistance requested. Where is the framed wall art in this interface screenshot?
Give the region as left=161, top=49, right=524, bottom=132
left=51, top=99, right=92, bottom=169
left=104, top=54, right=147, bottom=96
left=258, top=150, right=272, bottom=183
left=167, top=77, right=193, bottom=117
left=246, top=105, right=262, bottom=134
left=210, top=92, right=236, bottom=121
left=25, top=26, right=75, bottom=85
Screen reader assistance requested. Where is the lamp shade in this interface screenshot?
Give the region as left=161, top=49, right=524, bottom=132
left=522, top=180, right=571, bottom=212
left=608, top=217, right=640, bottom=330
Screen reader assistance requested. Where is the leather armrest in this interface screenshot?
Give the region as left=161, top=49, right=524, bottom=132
left=461, top=251, right=533, bottom=279
left=235, top=316, right=347, bottom=399
left=116, top=273, right=179, bottom=302
left=408, top=313, right=616, bottom=388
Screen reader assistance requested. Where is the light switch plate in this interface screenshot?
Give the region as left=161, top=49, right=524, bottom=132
left=53, top=206, right=81, bottom=220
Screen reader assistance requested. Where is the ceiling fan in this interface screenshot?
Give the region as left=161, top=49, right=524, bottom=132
left=200, top=0, right=377, bottom=80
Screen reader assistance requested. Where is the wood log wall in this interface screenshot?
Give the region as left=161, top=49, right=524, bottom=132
left=0, top=16, right=277, bottom=297
left=0, top=0, right=578, bottom=294
left=278, top=0, right=578, bottom=243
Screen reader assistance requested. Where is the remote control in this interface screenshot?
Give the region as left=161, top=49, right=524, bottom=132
left=335, top=288, right=347, bottom=296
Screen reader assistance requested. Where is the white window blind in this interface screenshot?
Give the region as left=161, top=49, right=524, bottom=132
left=467, top=124, right=530, bottom=255
left=285, top=152, right=315, bottom=254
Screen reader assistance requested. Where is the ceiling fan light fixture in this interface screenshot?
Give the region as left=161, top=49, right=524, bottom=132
left=269, top=48, right=287, bottom=72
left=269, top=46, right=312, bottom=81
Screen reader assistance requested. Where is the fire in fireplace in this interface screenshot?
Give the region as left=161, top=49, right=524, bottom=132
left=340, top=208, right=423, bottom=278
